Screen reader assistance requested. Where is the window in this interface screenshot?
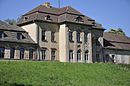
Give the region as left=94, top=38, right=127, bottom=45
left=75, top=16, right=83, bottom=23
left=112, top=55, right=115, bottom=63
left=77, top=32, right=81, bottom=42
left=41, top=50, right=46, bottom=60
left=10, top=48, right=15, bottom=59
left=0, top=31, right=3, bottom=39
left=85, top=50, right=88, bottom=62
left=45, top=15, right=51, bottom=20
left=51, top=49, right=56, bottom=60
left=42, top=30, right=46, bottom=41
left=51, top=32, right=55, bottom=42
left=69, top=50, right=73, bottom=62
left=17, top=33, right=22, bottom=40
left=77, top=50, right=81, bottom=61
left=19, top=48, right=24, bottom=59
left=0, top=47, right=5, bottom=59
left=96, top=54, right=100, bottom=62
left=106, top=54, right=109, bottom=62
left=84, top=33, right=88, bottom=42
left=69, top=31, right=73, bottom=42
left=29, top=49, right=33, bottom=59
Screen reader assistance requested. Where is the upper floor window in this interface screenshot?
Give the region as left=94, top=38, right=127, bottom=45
left=45, top=15, right=51, bottom=21
left=41, top=30, right=46, bottom=41
left=0, top=31, right=7, bottom=39
left=69, top=31, right=73, bottom=42
left=51, top=32, right=55, bottom=42
left=84, top=33, right=88, bottom=42
left=77, top=32, right=81, bottom=42
left=0, top=31, right=4, bottom=39
left=17, top=33, right=24, bottom=40
left=75, top=16, right=83, bottom=23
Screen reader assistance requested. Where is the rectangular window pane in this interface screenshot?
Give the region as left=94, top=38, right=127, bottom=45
left=0, top=47, right=5, bottom=59
left=69, top=50, right=73, bottom=61
left=41, top=50, right=46, bottom=60
left=42, top=30, right=46, bottom=41
left=20, top=48, right=24, bottom=59
left=17, top=33, right=22, bottom=40
left=51, top=50, right=55, bottom=60
left=51, top=32, right=55, bottom=42
left=29, top=49, right=33, bottom=59
left=96, top=54, right=100, bottom=62
left=10, top=48, right=15, bottom=59
left=69, top=31, right=73, bottom=42
left=0, top=31, right=3, bottom=39
left=77, top=32, right=80, bottom=42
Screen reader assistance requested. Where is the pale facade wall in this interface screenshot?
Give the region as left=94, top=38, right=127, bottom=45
left=21, top=23, right=38, bottom=43
left=59, top=24, right=69, bottom=62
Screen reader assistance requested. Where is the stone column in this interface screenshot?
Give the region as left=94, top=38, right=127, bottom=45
left=81, top=32, right=85, bottom=62
left=88, top=32, right=93, bottom=63
left=4, top=48, right=10, bottom=59
left=14, top=49, right=20, bottom=59
left=73, top=31, right=77, bottom=62
left=24, top=50, right=29, bottom=60
left=59, top=24, right=69, bottom=62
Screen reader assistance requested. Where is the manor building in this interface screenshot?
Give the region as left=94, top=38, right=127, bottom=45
left=0, top=2, right=130, bottom=64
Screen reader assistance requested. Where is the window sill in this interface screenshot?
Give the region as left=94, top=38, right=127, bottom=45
left=42, top=40, right=48, bottom=42
left=69, top=40, right=74, bottom=43
left=51, top=41, right=57, bottom=43
left=77, top=41, right=82, bottom=43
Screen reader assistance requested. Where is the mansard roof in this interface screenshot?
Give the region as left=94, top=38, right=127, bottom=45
left=0, top=20, right=35, bottom=44
left=17, top=4, right=104, bottom=30
left=0, top=20, right=25, bottom=32
left=103, top=32, right=130, bottom=50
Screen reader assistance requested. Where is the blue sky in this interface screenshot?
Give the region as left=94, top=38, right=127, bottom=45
left=0, top=0, right=130, bottom=36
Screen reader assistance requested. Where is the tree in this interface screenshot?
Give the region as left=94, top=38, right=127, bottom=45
left=108, top=28, right=126, bottom=36
left=4, top=19, right=17, bottom=25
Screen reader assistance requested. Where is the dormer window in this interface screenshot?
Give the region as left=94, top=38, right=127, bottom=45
left=0, top=31, right=4, bottom=39
left=45, top=15, right=51, bottom=20
left=75, top=16, right=83, bottom=23
left=17, top=33, right=25, bottom=40
left=0, top=31, right=7, bottom=39
left=24, top=17, right=28, bottom=21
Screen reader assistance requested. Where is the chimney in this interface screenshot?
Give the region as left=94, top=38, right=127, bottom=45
left=43, top=2, right=51, bottom=8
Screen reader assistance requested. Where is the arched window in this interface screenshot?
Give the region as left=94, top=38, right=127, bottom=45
left=77, top=50, right=81, bottom=62
left=69, top=50, right=73, bottom=62
left=84, top=50, right=88, bottom=62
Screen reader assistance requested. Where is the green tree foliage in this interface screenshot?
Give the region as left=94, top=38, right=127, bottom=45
left=108, top=28, right=126, bottom=36
left=4, top=19, right=17, bottom=25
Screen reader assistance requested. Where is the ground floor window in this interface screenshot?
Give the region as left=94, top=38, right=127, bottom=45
left=85, top=51, right=88, bottom=62
left=20, top=48, right=24, bottom=59
left=96, top=54, right=100, bottom=62
left=106, top=54, right=109, bottom=62
left=112, top=55, right=115, bottom=63
left=0, top=47, right=5, bottom=59
left=69, top=50, right=73, bottom=62
left=77, top=50, right=81, bottom=62
left=10, top=48, right=15, bottom=59
left=29, top=49, right=33, bottom=59
left=41, top=50, right=46, bottom=60
left=51, top=49, right=56, bottom=60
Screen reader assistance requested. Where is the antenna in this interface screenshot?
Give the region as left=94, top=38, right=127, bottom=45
left=58, top=0, right=60, bottom=8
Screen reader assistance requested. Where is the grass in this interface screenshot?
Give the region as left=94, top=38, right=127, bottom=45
left=0, top=61, right=130, bottom=86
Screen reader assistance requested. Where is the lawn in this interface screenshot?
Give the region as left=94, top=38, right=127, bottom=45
left=0, top=61, right=130, bottom=86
